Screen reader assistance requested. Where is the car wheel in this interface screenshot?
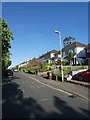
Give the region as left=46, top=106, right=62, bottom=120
left=78, top=75, right=83, bottom=81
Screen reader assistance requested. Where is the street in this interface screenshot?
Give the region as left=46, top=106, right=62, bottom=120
left=2, top=71, right=89, bottom=119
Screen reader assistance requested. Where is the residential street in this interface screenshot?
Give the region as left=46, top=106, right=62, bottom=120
left=2, top=71, right=89, bottom=119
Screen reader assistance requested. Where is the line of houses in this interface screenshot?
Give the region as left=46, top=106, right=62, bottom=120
left=18, top=41, right=90, bottom=68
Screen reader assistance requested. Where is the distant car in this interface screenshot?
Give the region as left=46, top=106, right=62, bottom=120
left=77, top=69, right=90, bottom=81
left=5, top=69, right=13, bottom=76
left=13, top=69, right=18, bottom=72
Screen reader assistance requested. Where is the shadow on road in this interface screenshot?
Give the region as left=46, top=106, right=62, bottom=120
left=2, top=75, right=20, bottom=84
left=2, top=76, right=89, bottom=119
left=2, top=79, right=47, bottom=119
left=52, top=96, right=89, bottom=118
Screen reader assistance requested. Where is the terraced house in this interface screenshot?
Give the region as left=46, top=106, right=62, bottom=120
left=18, top=42, right=89, bottom=67
left=38, top=42, right=88, bottom=65
left=38, top=50, right=58, bottom=63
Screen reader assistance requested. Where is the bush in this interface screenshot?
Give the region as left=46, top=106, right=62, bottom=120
left=39, top=62, right=50, bottom=72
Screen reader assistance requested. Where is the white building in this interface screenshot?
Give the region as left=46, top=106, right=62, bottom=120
left=18, top=61, right=29, bottom=68
left=38, top=42, right=87, bottom=65
left=79, top=44, right=90, bottom=65
left=18, top=42, right=87, bottom=67
left=38, top=50, right=58, bottom=63
left=62, top=42, right=86, bottom=65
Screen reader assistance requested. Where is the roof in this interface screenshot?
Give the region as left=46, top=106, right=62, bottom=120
left=38, top=50, right=58, bottom=59
left=62, top=41, right=86, bottom=52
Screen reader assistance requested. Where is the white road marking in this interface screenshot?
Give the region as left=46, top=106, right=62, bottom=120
left=41, top=98, right=48, bottom=101
left=20, top=72, right=73, bottom=96
left=36, top=85, right=40, bottom=88
left=28, top=76, right=73, bottom=96
left=22, top=81, right=25, bottom=84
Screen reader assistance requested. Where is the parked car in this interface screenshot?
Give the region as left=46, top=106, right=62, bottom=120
left=13, top=69, right=18, bottom=72
left=5, top=69, right=13, bottom=76
left=77, top=69, right=90, bottom=81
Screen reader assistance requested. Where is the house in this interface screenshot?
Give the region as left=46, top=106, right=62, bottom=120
left=51, top=51, right=61, bottom=62
left=85, top=44, right=90, bottom=58
left=38, top=50, right=58, bottom=63
left=86, top=44, right=90, bottom=68
left=17, top=42, right=87, bottom=67
left=38, top=42, right=87, bottom=65
left=62, top=41, right=86, bottom=65
left=79, top=43, right=90, bottom=65
left=18, top=61, right=29, bottom=68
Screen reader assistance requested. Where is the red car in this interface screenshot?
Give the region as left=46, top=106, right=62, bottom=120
left=78, top=69, right=90, bottom=81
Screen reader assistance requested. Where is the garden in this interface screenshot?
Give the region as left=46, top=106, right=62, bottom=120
left=17, top=59, right=88, bottom=81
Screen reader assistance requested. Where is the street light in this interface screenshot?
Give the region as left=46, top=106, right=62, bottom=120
left=54, top=30, right=64, bottom=82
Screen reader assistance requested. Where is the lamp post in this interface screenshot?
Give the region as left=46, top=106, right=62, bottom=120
left=54, top=30, right=64, bottom=82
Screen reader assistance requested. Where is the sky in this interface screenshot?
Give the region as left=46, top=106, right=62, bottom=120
left=2, top=0, right=89, bottom=2
left=2, top=2, right=88, bottom=67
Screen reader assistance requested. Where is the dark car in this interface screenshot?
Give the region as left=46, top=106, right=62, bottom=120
left=77, top=69, right=90, bottom=81
left=5, top=69, right=13, bottom=76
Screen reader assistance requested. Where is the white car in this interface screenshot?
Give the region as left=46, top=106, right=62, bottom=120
left=14, top=69, right=18, bottom=72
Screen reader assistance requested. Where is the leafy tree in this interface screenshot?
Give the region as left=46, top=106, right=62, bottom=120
left=15, top=65, right=19, bottom=69
left=63, top=36, right=75, bottom=47
left=64, top=52, right=76, bottom=65
left=26, top=58, right=42, bottom=68
left=56, top=60, right=61, bottom=65
left=39, top=62, right=50, bottom=72
left=1, top=18, right=14, bottom=75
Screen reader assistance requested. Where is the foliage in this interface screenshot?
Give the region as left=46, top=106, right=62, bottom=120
left=15, top=65, right=19, bottom=69
left=64, top=52, right=76, bottom=65
left=56, top=60, right=61, bottom=65
left=55, top=60, right=65, bottom=66
left=39, top=62, right=50, bottom=72
left=26, top=58, right=42, bottom=68
left=53, top=69, right=60, bottom=76
left=21, top=60, right=51, bottom=73
left=1, top=18, right=14, bottom=74
left=63, top=36, right=75, bottom=46
left=79, top=65, right=87, bottom=70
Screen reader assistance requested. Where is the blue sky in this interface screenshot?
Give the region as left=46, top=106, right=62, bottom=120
left=2, top=2, right=88, bottom=67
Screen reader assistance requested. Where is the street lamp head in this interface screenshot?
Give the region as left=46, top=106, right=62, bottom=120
left=54, top=30, right=60, bottom=35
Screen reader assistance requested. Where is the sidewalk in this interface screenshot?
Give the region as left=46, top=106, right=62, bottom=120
left=27, top=73, right=89, bottom=100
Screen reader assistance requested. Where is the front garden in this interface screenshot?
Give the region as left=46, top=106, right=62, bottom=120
left=17, top=59, right=88, bottom=81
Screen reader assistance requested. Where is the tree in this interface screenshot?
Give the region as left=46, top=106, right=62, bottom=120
left=56, top=60, right=61, bottom=65
left=1, top=18, right=14, bottom=75
left=63, top=36, right=75, bottom=47
left=26, top=58, right=42, bottom=68
left=64, top=52, right=76, bottom=65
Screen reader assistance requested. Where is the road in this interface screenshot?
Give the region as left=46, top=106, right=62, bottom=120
left=2, top=71, right=89, bottom=119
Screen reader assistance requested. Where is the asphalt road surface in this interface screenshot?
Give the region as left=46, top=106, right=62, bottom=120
left=2, top=71, right=89, bottom=119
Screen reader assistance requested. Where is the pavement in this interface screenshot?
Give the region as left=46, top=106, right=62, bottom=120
left=24, top=72, right=89, bottom=100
